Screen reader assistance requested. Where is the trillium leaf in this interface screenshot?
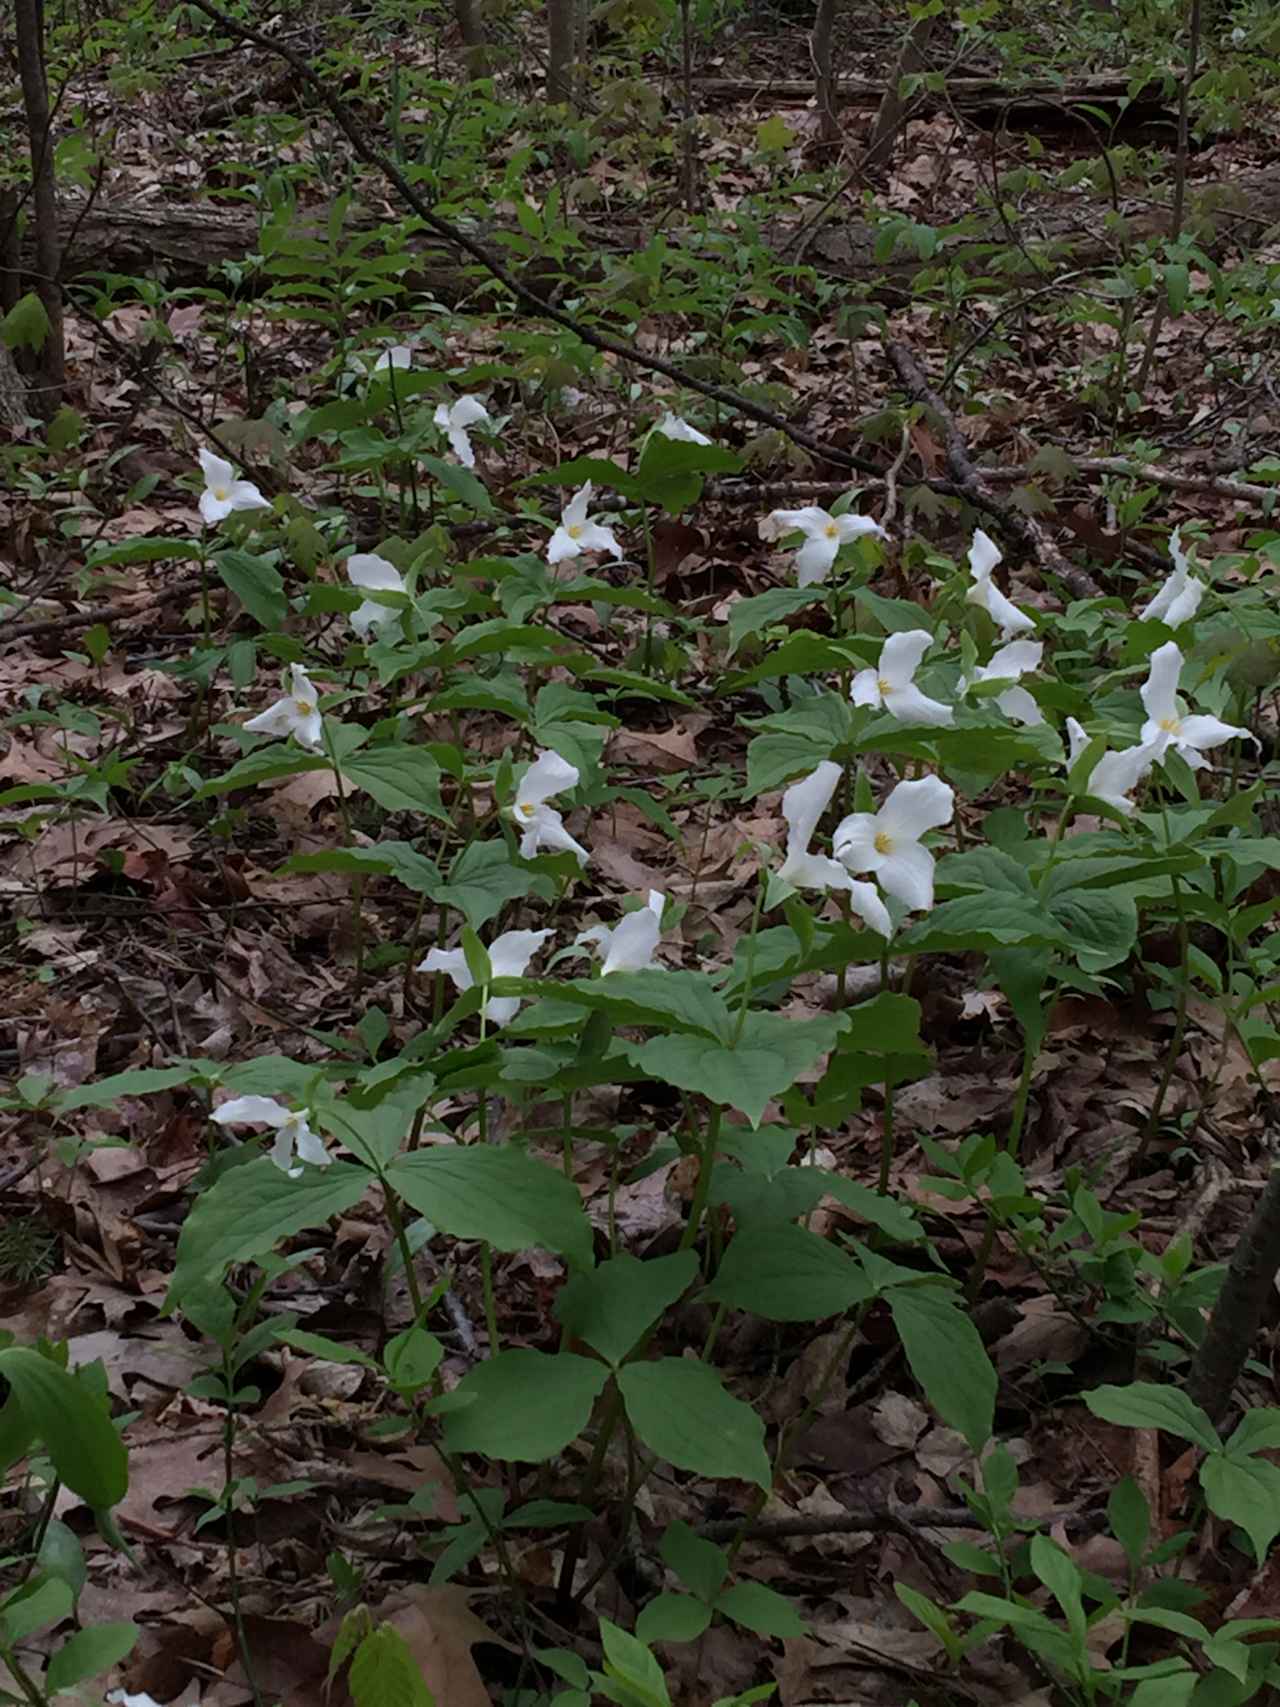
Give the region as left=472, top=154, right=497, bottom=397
left=888, top=1282, right=996, bottom=1451
left=340, top=745, right=447, bottom=821
left=1084, top=1382, right=1221, bottom=1452
left=0, top=1349, right=128, bottom=1508
left=703, top=1223, right=872, bottom=1321
left=618, top=1359, right=770, bottom=1489
left=626, top=1012, right=839, bottom=1127
left=443, top=1350, right=607, bottom=1461
left=386, top=1145, right=594, bottom=1270
left=214, top=548, right=287, bottom=630
left=555, top=1251, right=699, bottom=1366
left=1201, top=1452, right=1280, bottom=1565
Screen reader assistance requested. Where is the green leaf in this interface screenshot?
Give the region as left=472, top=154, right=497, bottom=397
left=45, top=1621, right=138, bottom=1693
left=635, top=1593, right=713, bottom=1645
left=843, top=992, right=926, bottom=1054
left=817, top=1175, right=923, bottom=1243
left=214, top=549, right=287, bottom=630
left=55, top=1066, right=196, bottom=1112
left=714, top=1581, right=808, bottom=1638
left=555, top=1251, right=699, bottom=1366
left=283, top=842, right=441, bottom=895
left=1108, top=1477, right=1150, bottom=1571
left=442, top=1351, right=607, bottom=1461
left=901, top=892, right=1059, bottom=952
left=598, top=1619, right=672, bottom=1707
left=386, top=1145, right=594, bottom=1270
left=660, top=1520, right=727, bottom=1602
left=1030, top=1534, right=1086, bottom=1647
left=617, top=1359, right=770, bottom=1489
left=421, top=453, right=494, bottom=514
left=341, top=746, right=446, bottom=821
left=551, top=970, right=734, bottom=1039
left=36, top=1519, right=85, bottom=1600
left=635, top=434, right=741, bottom=513
left=0, top=1575, right=73, bottom=1645
left=0, top=1349, right=128, bottom=1508
left=1084, top=1383, right=1221, bottom=1452
left=1201, top=1451, right=1280, bottom=1565
left=704, top=1223, right=873, bottom=1321
left=435, top=839, right=542, bottom=931
left=0, top=290, right=50, bottom=353
left=199, top=745, right=330, bottom=795
left=348, top=1623, right=436, bottom=1707
left=627, top=1012, right=839, bottom=1128
left=888, top=1284, right=995, bottom=1450
left=166, top=1159, right=371, bottom=1308
left=727, top=586, right=824, bottom=654
left=85, top=536, right=199, bottom=569
left=1046, top=884, right=1137, bottom=971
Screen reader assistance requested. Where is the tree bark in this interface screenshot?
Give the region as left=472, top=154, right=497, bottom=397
left=455, top=0, right=485, bottom=47
left=1187, top=1166, right=1280, bottom=1425
left=811, top=0, right=839, bottom=145
left=547, top=0, right=576, bottom=105
left=862, top=9, right=938, bottom=171
left=14, top=0, right=65, bottom=417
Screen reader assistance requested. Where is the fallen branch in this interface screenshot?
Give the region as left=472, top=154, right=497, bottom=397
left=1, top=576, right=203, bottom=642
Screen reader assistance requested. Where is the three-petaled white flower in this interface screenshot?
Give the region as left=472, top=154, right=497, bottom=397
left=1139, top=641, right=1254, bottom=771
left=960, top=640, right=1045, bottom=726
left=1064, top=718, right=1158, bottom=818
left=758, top=505, right=887, bottom=588
left=244, top=664, right=325, bottom=753
left=548, top=482, right=623, bottom=566
left=657, top=412, right=712, bottom=445
left=1139, top=528, right=1205, bottom=629
left=418, top=929, right=551, bottom=1027
left=965, top=529, right=1034, bottom=639
left=198, top=448, right=271, bottom=527
left=433, top=396, right=492, bottom=469
left=577, top=889, right=666, bottom=974
left=211, top=1095, right=331, bottom=1177
left=778, top=761, right=892, bottom=937
left=834, top=775, right=955, bottom=914
left=346, top=552, right=406, bottom=637
left=512, top=749, right=590, bottom=863
left=373, top=345, right=412, bottom=373
left=851, top=630, right=953, bottom=727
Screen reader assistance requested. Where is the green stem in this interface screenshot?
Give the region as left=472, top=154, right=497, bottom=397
left=1139, top=873, right=1190, bottom=1159
left=222, top=1349, right=266, bottom=1707
left=480, top=1242, right=499, bottom=1357
left=877, top=945, right=894, bottom=1193
left=0, top=1643, right=48, bottom=1707
left=732, top=869, right=768, bottom=1045
left=678, top=1104, right=722, bottom=1256
left=323, top=723, right=364, bottom=993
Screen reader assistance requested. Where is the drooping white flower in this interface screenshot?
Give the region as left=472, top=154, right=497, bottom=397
left=657, top=412, right=712, bottom=445
left=777, top=761, right=892, bottom=937
left=851, top=630, right=953, bottom=727
left=373, top=344, right=413, bottom=373
left=244, top=664, right=324, bottom=753
left=1139, top=528, right=1205, bottom=629
left=1139, top=641, right=1254, bottom=771
left=418, top=928, right=552, bottom=1026
left=346, top=552, right=406, bottom=637
left=211, top=1094, right=332, bottom=1177
left=758, top=505, right=888, bottom=588
left=107, top=1693, right=166, bottom=1707
left=1064, top=717, right=1158, bottom=817
left=512, top=748, right=589, bottom=863
left=1232, top=25, right=1247, bottom=45
left=432, top=396, right=492, bottom=469
left=960, top=640, right=1045, bottom=726
left=965, top=529, right=1034, bottom=639
left=834, top=775, right=955, bottom=914
left=577, top=890, right=665, bottom=973
left=548, top=482, right=623, bottom=566
left=197, top=448, right=271, bottom=527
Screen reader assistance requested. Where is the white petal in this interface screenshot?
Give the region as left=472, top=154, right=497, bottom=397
left=291, top=1118, right=332, bottom=1167
left=794, top=533, right=838, bottom=586
left=878, top=629, right=932, bottom=689
left=658, top=412, right=711, bottom=444
left=576, top=924, right=613, bottom=953
left=850, top=667, right=884, bottom=709
left=294, top=707, right=325, bottom=753
left=1164, top=580, right=1204, bottom=627
left=200, top=489, right=232, bottom=525
left=564, top=483, right=593, bottom=528
left=778, top=849, right=855, bottom=893
left=227, top=480, right=271, bottom=513
left=1139, top=574, right=1178, bottom=623
left=601, top=908, right=661, bottom=974
left=199, top=448, right=234, bottom=490
left=547, top=525, right=581, bottom=564
left=351, top=598, right=391, bottom=637
left=483, top=995, right=522, bottom=1027
left=985, top=584, right=1036, bottom=639
left=244, top=696, right=296, bottom=739
left=995, top=685, right=1043, bottom=726
left=1140, top=641, right=1183, bottom=728
left=782, top=761, right=842, bottom=857
left=373, top=345, right=412, bottom=371
left=983, top=639, right=1043, bottom=681
left=288, top=664, right=315, bottom=700
left=270, top=1126, right=299, bottom=1174
left=1177, top=714, right=1254, bottom=755
left=878, top=775, right=955, bottom=841
left=418, top=947, right=471, bottom=992
left=347, top=552, right=404, bottom=593
left=831, top=811, right=880, bottom=873
left=759, top=505, right=830, bottom=543
left=834, top=514, right=887, bottom=544
left=211, top=1095, right=291, bottom=1128
left=520, top=804, right=589, bottom=864
left=450, top=396, right=491, bottom=430
left=1065, top=716, right=1090, bottom=767
left=489, top=928, right=553, bottom=979
left=968, top=528, right=1002, bottom=581
left=847, top=881, right=892, bottom=937
left=878, top=840, right=937, bottom=911
left=516, top=749, right=579, bottom=811
left=446, top=424, right=477, bottom=467
left=884, top=682, right=953, bottom=727
left=575, top=520, right=623, bottom=560
left=646, top=889, right=666, bottom=919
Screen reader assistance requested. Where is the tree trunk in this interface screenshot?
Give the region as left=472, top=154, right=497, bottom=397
left=1187, top=1165, right=1280, bottom=1425
left=811, top=0, right=839, bottom=145
left=862, top=9, right=938, bottom=172
left=547, top=0, right=576, bottom=105
left=455, top=0, right=485, bottom=46
left=14, top=0, right=65, bottom=418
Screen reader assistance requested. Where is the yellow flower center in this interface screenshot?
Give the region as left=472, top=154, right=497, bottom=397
left=567, top=523, right=583, bottom=540
left=517, top=802, right=536, bottom=818
left=877, top=677, right=893, bottom=696
left=1159, top=715, right=1181, bottom=734
left=874, top=830, right=894, bottom=855
left=212, top=485, right=229, bottom=502
left=824, top=522, right=839, bottom=539
left=294, top=697, right=315, bottom=715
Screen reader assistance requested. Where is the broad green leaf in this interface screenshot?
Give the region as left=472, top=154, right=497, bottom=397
left=0, top=1575, right=73, bottom=1645
left=555, top=1251, right=698, bottom=1366
left=551, top=970, right=734, bottom=1040
left=348, top=1623, right=436, bottom=1707
left=704, top=1223, right=872, bottom=1321
left=635, top=1593, right=712, bottom=1645
left=0, top=1350, right=127, bottom=1508
left=888, top=1284, right=995, bottom=1450
left=617, top=1359, right=770, bottom=1489
left=85, top=536, right=198, bottom=569
left=214, top=548, right=287, bottom=630
left=627, top=1012, right=839, bottom=1128
left=714, top=1581, right=808, bottom=1638
left=660, top=1520, right=727, bottom=1602
left=598, top=1618, right=671, bottom=1707
left=1084, top=1383, right=1221, bottom=1452
left=442, top=1351, right=607, bottom=1461
left=727, top=586, right=824, bottom=655
left=45, top=1621, right=138, bottom=1693
left=1108, top=1477, right=1150, bottom=1571
left=1030, top=1534, right=1086, bottom=1646
left=199, top=744, right=330, bottom=795
left=434, top=838, right=544, bottom=931
left=1046, top=884, right=1137, bottom=971
left=56, top=1066, right=196, bottom=1112
left=35, top=1519, right=85, bottom=1599
left=386, top=1146, right=594, bottom=1270
left=1201, top=1451, right=1280, bottom=1564
left=818, top=1174, right=923, bottom=1243
left=166, top=1159, right=371, bottom=1307
left=421, top=452, right=493, bottom=514
left=283, top=842, right=441, bottom=895
left=842, top=992, right=926, bottom=1054
left=0, top=290, right=50, bottom=352
left=901, top=892, right=1059, bottom=952
left=341, top=746, right=446, bottom=821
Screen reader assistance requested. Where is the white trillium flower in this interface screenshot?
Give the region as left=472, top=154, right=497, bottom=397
left=851, top=629, right=953, bottom=727
left=197, top=448, right=271, bottom=527
left=1139, top=528, right=1205, bottom=629
left=777, top=761, right=893, bottom=937
left=211, top=1095, right=332, bottom=1177
left=758, top=505, right=888, bottom=588
left=346, top=552, right=406, bottom=637
left=1232, top=26, right=1247, bottom=45
left=833, top=775, right=955, bottom=914
left=657, top=412, right=712, bottom=445
left=512, top=748, right=590, bottom=864
left=960, top=640, right=1045, bottom=726
left=1139, top=641, right=1254, bottom=771
left=107, top=1693, right=167, bottom=1707
left=373, top=344, right=413, bottom=373
left=548, top=482, right=623, bottom=566
left=965, top=529, right=1035, bottom=639
left=1064, top=717, right=1158, bottom=817
left=432, top=396, right=492, bottom=469
left=244, top=664, right=324, bottom=753
left=577, top=889, right=666, bottom=974
left=418, top=928, right=552, bottom=1027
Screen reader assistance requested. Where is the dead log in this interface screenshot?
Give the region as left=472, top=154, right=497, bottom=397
left=693, top=71, right=1172, bottom=118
